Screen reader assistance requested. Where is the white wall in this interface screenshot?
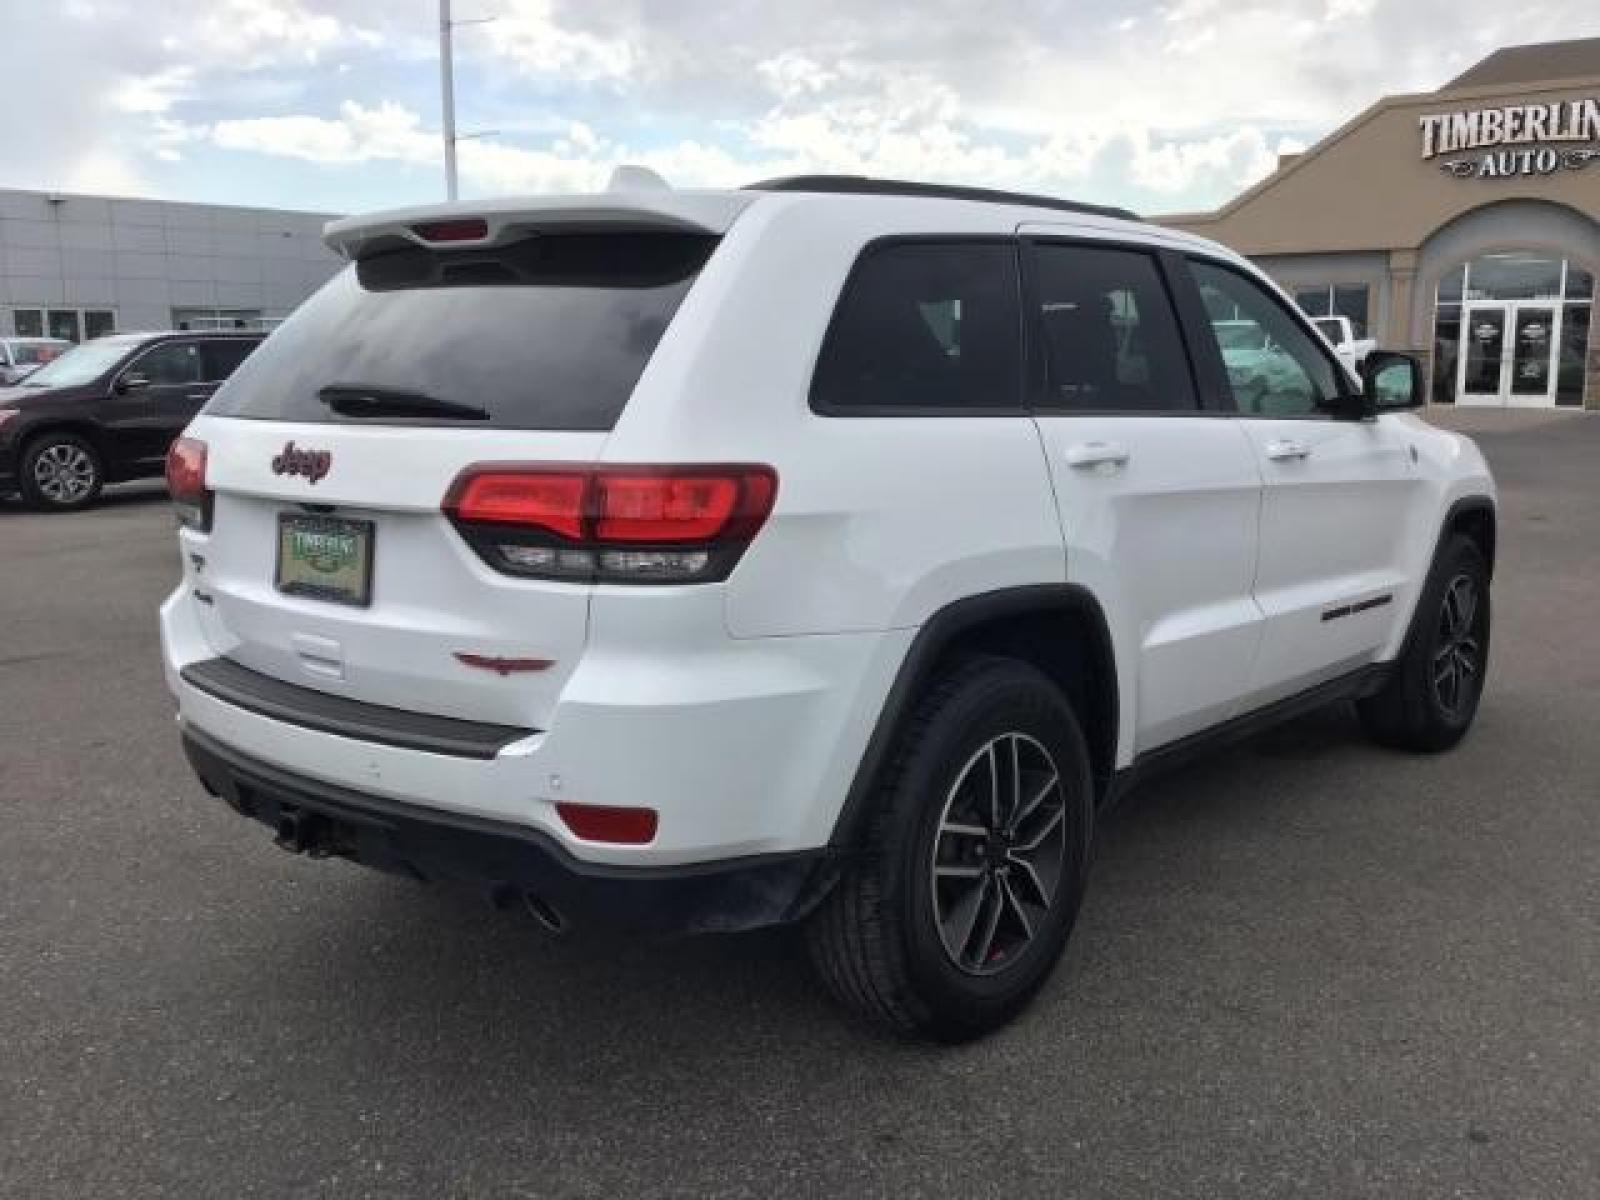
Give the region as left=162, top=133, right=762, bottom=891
left=0, top=189, right=343, bottom=337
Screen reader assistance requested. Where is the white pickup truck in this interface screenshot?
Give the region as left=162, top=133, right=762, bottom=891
left=1311, top=315, right=1377, bottom=371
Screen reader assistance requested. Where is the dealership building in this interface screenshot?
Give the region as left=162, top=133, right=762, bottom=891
left=1163, top=38, right=1600, bottom=409
left=0, top=188, right=341, bottom=343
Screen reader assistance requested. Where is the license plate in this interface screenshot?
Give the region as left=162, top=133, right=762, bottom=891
left=276, top=514, right=374, bottom=607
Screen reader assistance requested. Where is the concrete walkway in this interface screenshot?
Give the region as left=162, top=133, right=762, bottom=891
left=1420, top=404, right=1593, bottom=432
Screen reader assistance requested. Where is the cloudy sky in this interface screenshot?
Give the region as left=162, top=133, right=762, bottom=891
left=6, top=0, right=1599, bottom=217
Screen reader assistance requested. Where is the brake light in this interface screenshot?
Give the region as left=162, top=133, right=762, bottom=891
left=443, top=465, right=777, bottom=584
left=450, top=472, right=587, bottom=539
left=410, top=218, right=489, bottom=243
left=165, top=437, right=211, bottom=531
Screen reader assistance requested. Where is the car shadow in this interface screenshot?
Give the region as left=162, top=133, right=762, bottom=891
left=0, top=480, right=167, bottom=515
left=192, top=702, right=1382, bottom=1081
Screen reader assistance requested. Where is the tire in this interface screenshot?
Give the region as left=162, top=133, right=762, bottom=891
left=1358, top=533, right=1490, bottom=753
left=805, top=655, right=1095, bottom=1041
left=19, top=432, right=103, bottom=511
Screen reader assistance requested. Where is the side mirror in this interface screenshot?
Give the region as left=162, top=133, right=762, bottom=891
left=116, top=372, right=150, bottom=395
left=1360, top=351, right=1425, bottom=412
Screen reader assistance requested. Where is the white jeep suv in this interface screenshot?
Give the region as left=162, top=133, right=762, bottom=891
left=160, top=176, right=1496, bottom=1040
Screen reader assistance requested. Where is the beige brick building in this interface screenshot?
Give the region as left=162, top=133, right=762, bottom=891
left=1160, top=39, right=1600, bottom=410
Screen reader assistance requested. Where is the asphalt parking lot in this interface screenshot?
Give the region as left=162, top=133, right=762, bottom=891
left=2, top=412, right=1597, bottom=1198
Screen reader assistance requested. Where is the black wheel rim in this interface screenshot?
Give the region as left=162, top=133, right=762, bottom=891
left=929, top=733, right=1068, bottom=977
left=1433, top=573, right=1482, bottom=717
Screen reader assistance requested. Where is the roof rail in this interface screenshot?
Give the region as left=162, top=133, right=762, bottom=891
left=742, top=175, right=1139, bottom=222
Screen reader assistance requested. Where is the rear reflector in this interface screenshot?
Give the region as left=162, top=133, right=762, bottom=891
left=410, top=218, right=489, bottom=243
left=556, top=802, right=658, bottom=845
left=444, top=465, right=777, bottom=584
left=165, top=436, right=211, bottom=531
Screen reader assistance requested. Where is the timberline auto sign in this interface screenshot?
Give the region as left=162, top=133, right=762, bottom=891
left=1420, top=96, right=1600, bottom=178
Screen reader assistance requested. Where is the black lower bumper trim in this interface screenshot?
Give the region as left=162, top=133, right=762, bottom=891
left=180, top=656, right=534, bottom=759
left=181, top=726, right=837, bottom=936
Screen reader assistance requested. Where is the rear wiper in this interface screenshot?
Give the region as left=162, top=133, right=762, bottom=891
left=317, top=384, right=489, bottom=421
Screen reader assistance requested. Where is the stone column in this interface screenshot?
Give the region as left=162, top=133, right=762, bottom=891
left=1388, top=249, right=1420, bottom=352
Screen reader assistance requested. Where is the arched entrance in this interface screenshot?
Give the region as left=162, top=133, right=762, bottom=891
left=1416, top=201, right=1599, bottom=408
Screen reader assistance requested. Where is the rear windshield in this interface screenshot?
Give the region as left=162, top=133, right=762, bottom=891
left=204, top=231, right=718, bottom=431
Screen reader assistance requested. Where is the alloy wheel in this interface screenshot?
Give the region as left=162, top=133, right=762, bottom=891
left=33, top=443, right=96, bottom=504
left=1433, top=574, right=1482, bottom=717
left=929, top=733, right=1069, bottom=976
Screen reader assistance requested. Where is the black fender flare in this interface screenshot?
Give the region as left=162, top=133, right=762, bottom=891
left=827, top=584, right=1118, bottom=849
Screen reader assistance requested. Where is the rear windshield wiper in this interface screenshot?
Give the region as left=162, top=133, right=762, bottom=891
left=318, top=384, right=490, bottom=422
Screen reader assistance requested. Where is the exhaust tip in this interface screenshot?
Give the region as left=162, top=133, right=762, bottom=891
left=523, top=892, right=568, bottom=935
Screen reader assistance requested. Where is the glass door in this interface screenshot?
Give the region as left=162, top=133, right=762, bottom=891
left=1457, top=306, right=1507, bottom=405
left=1507, top=304, right=1558, bottom=407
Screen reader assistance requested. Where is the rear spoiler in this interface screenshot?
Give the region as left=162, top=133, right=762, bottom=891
left=323, top=191, right=759, bottom=261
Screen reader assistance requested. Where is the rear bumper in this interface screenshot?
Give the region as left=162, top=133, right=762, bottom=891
left=162, top=580, right=912, bottom=864
left=183, top=725, right=838, bottom=935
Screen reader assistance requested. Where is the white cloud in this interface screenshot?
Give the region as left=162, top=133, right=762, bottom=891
left=177, top=0, right=348, bottom=67
left=1325, top=0, right=1378, bottom=19
left=12, top=0, right=1600, bottom=214
left=482, top=0, right=635, bottom=83
left=213, top=101, right=435, bottom=166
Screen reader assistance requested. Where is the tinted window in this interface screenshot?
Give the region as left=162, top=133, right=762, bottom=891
left=1294, top=288, right=1331, bottom=317
left=1030, top=244, right=1196, bottom=412
left=811, top=243, right=1021, bottom=412
left=201, top=339, right=258, bottom=381
left=1192, top=260, right=1341, bottom=417
left=1332, top=285, right=1369, bottom=339
left=133, top=341, right=204, bottom=385
left=205, top=232, right=717, bottom=431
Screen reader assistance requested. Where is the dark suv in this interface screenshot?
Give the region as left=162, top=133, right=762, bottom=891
left=0, top=331, right=263, bottom=510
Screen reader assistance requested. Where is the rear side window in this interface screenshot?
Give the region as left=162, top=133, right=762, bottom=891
left=132, top=341, right=204, bottom=385
left=201, top=339, right=258, bottom=382
left=1028, top=243, right=1197, bottom=412
left=205, top=232, right=717, bottom=431
left=811, top=242, right=1021, bottom=413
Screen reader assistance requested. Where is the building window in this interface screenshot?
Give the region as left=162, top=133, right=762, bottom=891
left=48, top=311, right=81, bottom=342
left=172, top=307, right=266, bottom=331
left=1557, top=305, right=1590, bottom=408
left=1292, top=284, right=1369, bottom=339
left=10, top=307, right=115, bottom=343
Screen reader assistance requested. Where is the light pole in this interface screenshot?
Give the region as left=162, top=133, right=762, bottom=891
left=439, top=1, right=497, bottom=202
left=440, top=0, right=458, bottom=200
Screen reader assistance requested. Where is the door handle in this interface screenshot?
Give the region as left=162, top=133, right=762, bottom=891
left=1264, top=438, right=1311, bottom=462
left=1064, top=441, right=1130, bottom=469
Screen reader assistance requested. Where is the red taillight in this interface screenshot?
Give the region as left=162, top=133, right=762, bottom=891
left=449, top=472, right=587, bottom=540
left=165, top=436, right=211, bottom=531
left=595, top=474, right=745, bottom=543
left=443, top=465, right=777, bottom=584
left=556, top=802, right=658, bottom=845
left=410, top=218, right=489, bottom=243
